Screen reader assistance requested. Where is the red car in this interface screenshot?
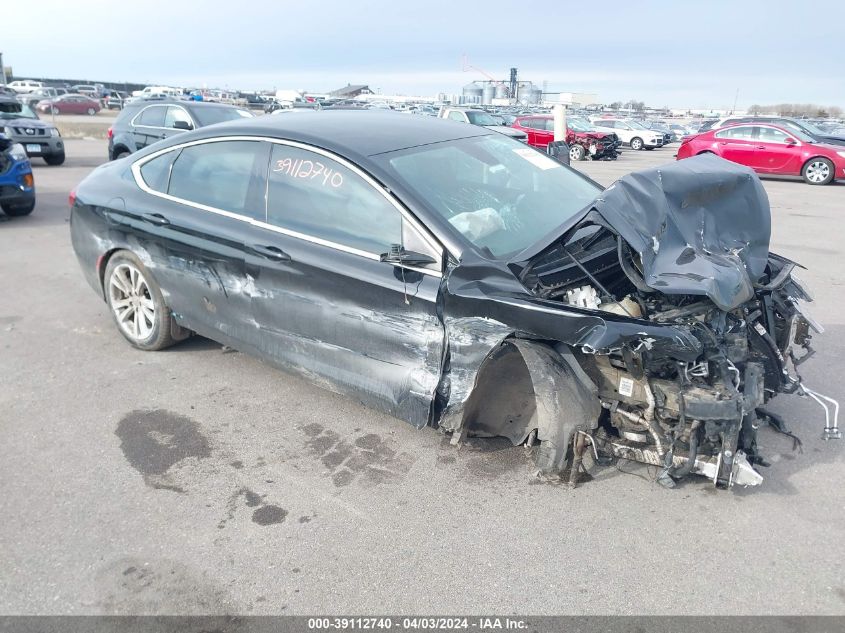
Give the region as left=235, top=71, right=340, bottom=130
left=35, top=94, right=101, bottom=116
left=511, top=115, right=620, bottom=161
left=676, top=122, right=845, bottom=185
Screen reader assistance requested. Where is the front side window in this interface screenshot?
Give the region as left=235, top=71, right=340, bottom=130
left=756, top=127, right=792, bottom=144
left=137, top=106, right=166, bottom=127
left=378, top=135, right=601, bottom=257
left=167, top=140, right=266, bottom=219
left=266, top=144, right=402, bottom=255
left=164, top=106, right=193, bottom=129
left=448, top=111, right=467, bottom=123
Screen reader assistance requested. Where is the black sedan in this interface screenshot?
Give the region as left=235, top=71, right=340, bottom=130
left=69, top=111, right=831, bottom=489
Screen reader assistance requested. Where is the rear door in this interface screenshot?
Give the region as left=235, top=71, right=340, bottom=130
left=747, top=125, right=802, bottom=174
left=713, top=126, right=757, bottom=166
left=131, top=105, right=168, bottom=150
left=245, top=142, right=445, bottom=427
left=127, top=139, right=271, bottom=345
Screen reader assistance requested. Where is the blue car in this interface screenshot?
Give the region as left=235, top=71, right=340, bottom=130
left=0, top=134, right=35, bottom=217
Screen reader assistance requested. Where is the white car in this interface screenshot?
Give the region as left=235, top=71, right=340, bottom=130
left=8, top=80, right=44, bottom=94
left=590, top=118, right=663, bottom=150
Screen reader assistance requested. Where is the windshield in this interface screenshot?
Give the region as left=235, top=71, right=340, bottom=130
left=627, top=120, right=647, bottom=130
left=192, top=106, right=254, bottom=126
left=0, top=103, right=38, bottom=119
left=779, top=124, right=815, bottom=143
left=792, top=119, right=826, bottom=136
left=568, top=118, right=592, bottom=132
left=466, top=111, right=499, bottom=126
left=377, top=135, right=601, bottom=257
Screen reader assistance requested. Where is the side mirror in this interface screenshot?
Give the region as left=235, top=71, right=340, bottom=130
left=172, top=120, right=192, bottom=130
left=785, top=137, right=797, bottom=145
left=380, top=244, right=437, bottom=267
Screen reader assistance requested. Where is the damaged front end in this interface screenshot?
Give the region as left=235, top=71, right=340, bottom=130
left=511, top=155, right=838, bottom=488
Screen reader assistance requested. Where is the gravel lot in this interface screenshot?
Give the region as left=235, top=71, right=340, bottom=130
left=1, top=139, right=843, bottom=615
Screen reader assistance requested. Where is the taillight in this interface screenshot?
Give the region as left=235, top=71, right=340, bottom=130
left=107, top=127, right=113, bottom=139
left=68, top=189, right=77, bottom=207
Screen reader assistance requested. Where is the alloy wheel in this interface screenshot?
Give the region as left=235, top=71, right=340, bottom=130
left=806, top=161, right=830, bottom=184
left=108, top=263, right=156, bottom=341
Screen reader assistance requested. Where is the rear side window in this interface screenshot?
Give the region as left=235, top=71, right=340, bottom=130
left=715, top=126, right=755, bottom=140
left=139, top=152, right=176, bottom=193
left=136, top=106, right=166, bottom=127
left=544, top=119, right=555, bottom=131
left=266, top=144, right=402, bottom=255
left=447, top=111, right=466, bottom=123
left=167, top=140, right=267, bottom=219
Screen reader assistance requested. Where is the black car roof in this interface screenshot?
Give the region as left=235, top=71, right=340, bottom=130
left=179, top=110, right=491, bottom=158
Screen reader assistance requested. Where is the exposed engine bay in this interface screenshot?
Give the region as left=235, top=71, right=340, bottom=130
left=510, top=160, right=840, bottom=488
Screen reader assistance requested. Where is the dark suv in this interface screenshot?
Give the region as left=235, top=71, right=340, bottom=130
left=0, top=96, right=64, bottom=165
left=108, top=99, right=253, bottom=160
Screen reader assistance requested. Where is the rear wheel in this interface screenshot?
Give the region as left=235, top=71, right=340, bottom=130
left=104, top=251, right=176, bottom=351
left=569, top=144, right=585, bottom=161
left=802, top=158, right=834, bottom=185
left=630, top=137, right=644, bottom=150
left=1, top=199, right=35, bottom=216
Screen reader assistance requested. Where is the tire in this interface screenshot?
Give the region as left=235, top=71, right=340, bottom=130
left=50, top=106, right=59, bottom=114
left=104, top=251, right=177, bottom=351
left=86, top=107, right=97, bottom=116
left=630, top=137, right=644, bottom=150
left=569, top=144, right=585, bottom=161
left=1, top=199, right=35, bottom=216
left=44, top=153, right=65, bottom=166
left=113, top=149, right=130, bottom=160
left=802, top=158, right=834, bottom=185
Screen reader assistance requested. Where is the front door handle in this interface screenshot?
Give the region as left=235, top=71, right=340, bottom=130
left=252, top=244, right=291, bottom=262
left=141, top=212, right=169, bottom=226
left=755, top=145, right=767, bottom=149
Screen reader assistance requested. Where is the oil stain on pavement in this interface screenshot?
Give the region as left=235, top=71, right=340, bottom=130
left=116, top=409, right=211, bottom=492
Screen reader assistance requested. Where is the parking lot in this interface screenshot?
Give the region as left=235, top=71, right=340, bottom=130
left=1, top=139, right=843, bottom=615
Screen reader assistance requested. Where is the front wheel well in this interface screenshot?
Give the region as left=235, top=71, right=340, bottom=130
left=460, top=339, right=602, bottom=475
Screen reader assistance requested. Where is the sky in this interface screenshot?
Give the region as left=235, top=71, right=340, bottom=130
left=3, top=0, right=844, bottom=110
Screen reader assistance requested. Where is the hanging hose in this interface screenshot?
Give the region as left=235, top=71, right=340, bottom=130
left=670, top=420, right=701, bottom=479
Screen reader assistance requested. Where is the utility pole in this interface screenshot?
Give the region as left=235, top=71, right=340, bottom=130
left=732, top=88, right=739, bottom=114
left=0, top=52, right=6, bottom=85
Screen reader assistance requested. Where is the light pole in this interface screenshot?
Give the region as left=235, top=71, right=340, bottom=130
left=0, top=52, right=6, bottom=85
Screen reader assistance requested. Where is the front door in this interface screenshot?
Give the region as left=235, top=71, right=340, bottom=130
left=246, top=142, right=445, bottom=427
left=131, top=104, right=168, bottom=150
left=747, top=126, right=802, bottom=174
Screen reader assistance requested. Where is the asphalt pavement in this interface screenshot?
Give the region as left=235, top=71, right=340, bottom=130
left=1, top=140, right=843, bottom=615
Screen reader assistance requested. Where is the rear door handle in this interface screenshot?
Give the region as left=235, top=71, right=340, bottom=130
left=141, top=212, right=169, bottom=226
left=252, top=244, right=291, bottom=262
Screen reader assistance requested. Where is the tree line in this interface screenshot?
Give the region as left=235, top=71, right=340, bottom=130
left=747, top=103, right=843, bottom=118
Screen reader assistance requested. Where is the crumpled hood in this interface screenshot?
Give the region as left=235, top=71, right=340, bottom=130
left=593, top=153, right=771, bottom=311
